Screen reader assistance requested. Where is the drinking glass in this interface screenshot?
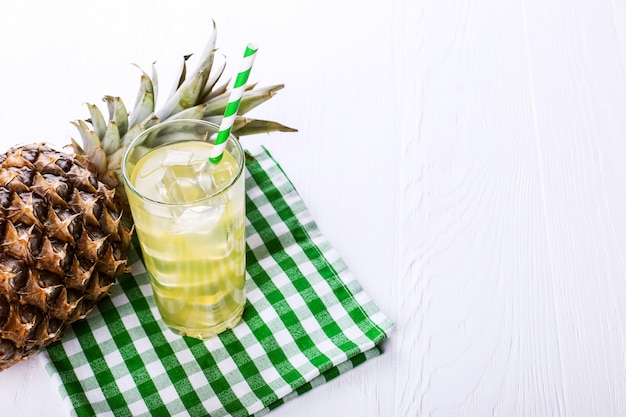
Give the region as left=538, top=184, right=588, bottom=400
left=122, top=119, right=246, bottom=339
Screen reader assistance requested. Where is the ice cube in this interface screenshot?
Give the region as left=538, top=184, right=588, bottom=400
left=162, top=150, right=194, bottom=167
left=194, top=160, right=237, bottom=196
left=157, top=164, right=206, bottom=202
left=170, top=203, right=225, bottom=235
left=210, top=160, right=237, bottom=188
left=194, top=161, right=219, bottom=195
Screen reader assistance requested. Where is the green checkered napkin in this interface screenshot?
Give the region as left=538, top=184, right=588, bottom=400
left=40, top=146, right=394, bottom=417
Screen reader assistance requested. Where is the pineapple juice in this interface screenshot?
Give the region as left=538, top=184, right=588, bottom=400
left=127, top=140, right=246, bottom=339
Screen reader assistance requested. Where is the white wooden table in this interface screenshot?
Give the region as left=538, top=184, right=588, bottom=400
left=2, top=0, right=626, bottom=416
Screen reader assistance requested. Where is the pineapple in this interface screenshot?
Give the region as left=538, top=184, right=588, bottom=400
left=0, top=22, right=295, bottom=370
left=0, top=143, right=132, bottom=370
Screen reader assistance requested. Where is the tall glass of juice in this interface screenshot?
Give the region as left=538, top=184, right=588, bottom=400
left=121, top=119, right=246, bottom=339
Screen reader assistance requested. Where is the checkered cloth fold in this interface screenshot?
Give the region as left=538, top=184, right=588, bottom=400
left=41, top=146, right=394, bottom=417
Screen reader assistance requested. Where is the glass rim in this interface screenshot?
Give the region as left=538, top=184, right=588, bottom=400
left=121, top=119, right=245, bottom=207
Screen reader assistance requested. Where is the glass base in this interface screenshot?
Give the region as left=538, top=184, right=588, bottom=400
left=164, top=303, right=245, bottom=340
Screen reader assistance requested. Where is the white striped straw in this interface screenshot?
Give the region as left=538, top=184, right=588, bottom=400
left=209, top=43, right=258, bottom=164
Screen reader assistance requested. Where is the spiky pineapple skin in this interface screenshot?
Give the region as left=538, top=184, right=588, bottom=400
left=0, top=143, right=132, bottom=370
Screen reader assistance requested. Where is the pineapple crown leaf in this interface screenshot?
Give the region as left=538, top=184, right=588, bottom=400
left=167, top=54, right=191, bottom=99
left=231, top=119, right=298, bottom=136
left=150, top=61, right=159, bottom=104
left=128, top=64, right=155, bottom=126
left=156, top=68, right=210, bottom=120
left=72, top=21, right=296, bottom=191
left=121, top=122, right=149, bottom=149
left=200, top=52, right=226, bottom=102
left=165, top=104, right=207, bottom=122
left=103, top=96, right=129, bottom=137
left=106, top=148, right=126, bottom=171
left=130, top=64, right=155, bottom=97
left=128, top=89, right=155, bottom=128
left=88, top=146, right=108, bottom=175
left=204, top=77, right=230, bottom=102
left=71, top=120, right=101, bottom=153
left=68, top=137, right=84, bottom=154
left=202, top=115, right=298, bottom=136
left=156, top=24, right=218, bottom=120
left=203, top=84, right=286, bottom=117
left=86, top=103, right=107, bottom=138
left=101, top=120, right=121, bottom=155
left=178, top=54, right=192, bottom=84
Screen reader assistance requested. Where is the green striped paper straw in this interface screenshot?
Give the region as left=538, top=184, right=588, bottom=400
left=209, top=43, right=258, bottom=164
